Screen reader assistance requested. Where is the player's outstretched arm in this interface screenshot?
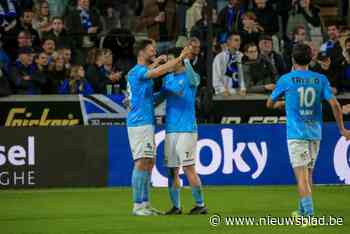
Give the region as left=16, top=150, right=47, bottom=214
left=147, top=47, right=191, bottom=79
left=328, top=98, right=350, bottom=140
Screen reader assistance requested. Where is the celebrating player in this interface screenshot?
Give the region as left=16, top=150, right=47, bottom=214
left=127, top=39, right=191, bottom=216
left=157, top=48, right=207, bottom=215
left=266, top=43, right=350, bottom=224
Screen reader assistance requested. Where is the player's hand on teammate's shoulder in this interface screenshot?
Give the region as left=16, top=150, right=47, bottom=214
left=340, top=129, right=350, bottom=141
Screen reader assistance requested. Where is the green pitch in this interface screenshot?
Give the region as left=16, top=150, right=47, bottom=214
left=1, top=186, right=349, bottom=234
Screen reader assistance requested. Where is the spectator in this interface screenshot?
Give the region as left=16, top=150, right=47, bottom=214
left=258, top=35, right=287, bottom=78
left=242, top=42, right=276, bottom=93
left=190, top=6, right=220, bottom=54
left=283, top=25, right=307, bottom=70
left=10, top=47, right=39, bottom=94
left=32, top=51, right=49, bottom=93
left=239, top=11, right=263, bottom=49
left=99, top=2, right=121, bottom=34
left=32, top=0, right=51, bottom=38
left=320, top=22, right=345, bottom=77
left=188, top=37, right=207, bottom=86
left=286, top=0, right=321, bottom=43
left=102, top=28, right=136, bottom=79
left=58, top=65, right=93, bottom=95
left=5, top=8, right=40, bottom=47
left=57, top=46, right=72, bottom=69
left=65, top=0, right=102, bottom=63
left=86, top=48, right=122, bottom=94
left=312, top=51, right=339, bottom=95
left=252, top=0, right=278, bottom=36
left=212, top=32, right=245, bottom=96
left=41, top=37, right=55, bottom=61
left=42, top=17, right=71, bottom=48
left=0, top=33, right=11, bottom=73
left=0, top=65, right=12, bottom=96
left=269, top=0, right=292, bottom=40
left=47, top=52, right=69, bottom=93
left=138, top=0, right=177, bottom=53
left=339, top=37, right=350, bottom=92
left=185, top=0, right=205, bottom=35
left=217, top=0, right=244, bottom=34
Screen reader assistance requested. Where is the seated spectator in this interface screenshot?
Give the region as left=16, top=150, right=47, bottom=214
left=252, top=0, right=278, bottom=36
left=212, top=32, right=246, bottom=96
left=0, top=34, right=11, bottom=73
left=10, top=47, right=39, bottom=94
left=320, top=22, right=345, bottom=75
left=242, top=42, right=276, bottom=93
left=312, top=51, right=339, bottom=95
left=286, top=0, right=321, bottom=43
left=57, top=46, right=72, bottom=69
left=99, top=2, right=121, bottom=34
left=32, top=51, right=50, bottom=93
left=4, top=8, right=40, bottom=53
left=217, top=0, right=244, bottom=34
left=41, top=37, right=55, bottom=62
left=239, top=11, right=263, bottom=49
left=6, top=30, right=34, bottom=61
left=47, top=52, right=69, bottom=93
left=58, top=65, right=93, bottom=95
left=42, top=17, right=71, bottom=48
left=259, top=35, right=287, bottom=78
left=283, top=25, right=307, bottom=70
left=32, top=0, right=51, bottom=38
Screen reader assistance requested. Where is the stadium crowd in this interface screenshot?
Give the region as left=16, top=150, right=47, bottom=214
left=0, top=0, right=350, bottom=98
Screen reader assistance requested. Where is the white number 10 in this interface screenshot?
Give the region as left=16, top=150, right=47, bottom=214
left=298, top=87, right=316, bottom=108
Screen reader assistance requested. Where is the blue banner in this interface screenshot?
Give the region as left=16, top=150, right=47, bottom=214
left=108, top=124, right=350, bottom=187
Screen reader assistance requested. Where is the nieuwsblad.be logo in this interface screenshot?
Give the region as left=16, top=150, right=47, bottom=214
left=334, top=137, right=350, bottom=184
left=0, top=136, right=36, bottom=187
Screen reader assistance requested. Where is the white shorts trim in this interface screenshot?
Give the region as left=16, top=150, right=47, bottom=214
left=164, top=133, right=197, bottom=168
left=127, top=125, right=155, bottom=160
left=287, top=139, right=320, bottom=169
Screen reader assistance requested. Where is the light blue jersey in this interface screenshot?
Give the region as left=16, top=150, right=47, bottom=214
left=271, top=70, right=335, bottom=140
left=126, top=64, right=155, bottom=127
left=162, top=60, right=200, bottom=133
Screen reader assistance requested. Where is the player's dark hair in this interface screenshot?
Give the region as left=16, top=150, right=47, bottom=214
left=167, top=47, right=182, bottom=58
left=133, top=39, right=154, bottom=56
left=292, top=43, right=312, bottom=66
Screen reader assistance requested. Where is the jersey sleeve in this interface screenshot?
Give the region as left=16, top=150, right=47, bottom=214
left=163, top=73, right=184, bottom=96
left=321, top=76, right=335, bottom=101
left=184, top=59, right=200, bottom=87
left=270, top=76, right=288, bottom=102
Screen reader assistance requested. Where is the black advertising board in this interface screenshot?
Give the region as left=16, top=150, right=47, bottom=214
left=0, top=95, right=83, bottom=127
left=0, top=127, right=108, bottom=188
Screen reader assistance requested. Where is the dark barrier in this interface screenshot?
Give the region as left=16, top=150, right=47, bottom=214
left=213, top=94, right=350, bottom=124
left=0, top=95, right=83, bottom=127
left=0, top=127, right=108, bottom=188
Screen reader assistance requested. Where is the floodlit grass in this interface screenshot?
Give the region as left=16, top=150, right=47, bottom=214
left=1, top=186, right=349, bottom=234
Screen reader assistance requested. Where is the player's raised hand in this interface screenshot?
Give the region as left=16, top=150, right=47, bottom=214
left=341, top=129, right=350, bottom=141
left=180, top=46, right=192, bottom=60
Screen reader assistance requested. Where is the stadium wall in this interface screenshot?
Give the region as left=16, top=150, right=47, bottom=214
left=1, top=124, right=349, bottom=189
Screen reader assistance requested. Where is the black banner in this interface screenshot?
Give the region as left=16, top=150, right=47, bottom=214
left=0, top=95, right=83, bottom=127
left=0, top=127, right=108, bottom=188
left=213, top=94, right=350, bottom=124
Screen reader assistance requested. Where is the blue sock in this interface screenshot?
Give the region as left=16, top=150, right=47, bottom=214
left=298, top=200, right=305, bottom=215
left=301, top=196, right=314, bottom=216
left=132, top=168, right=147, bottom=205
left=168, top=169, right=180, bottom=208
left=191, top=186, right=204, bottom=206
left=142, top=171, right=150, bottom=203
